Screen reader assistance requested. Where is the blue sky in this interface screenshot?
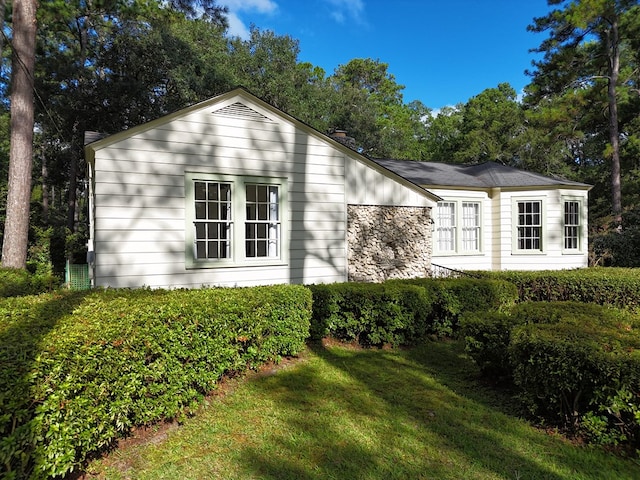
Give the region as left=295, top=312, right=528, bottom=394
left=220, top=0, right=555, bottom=110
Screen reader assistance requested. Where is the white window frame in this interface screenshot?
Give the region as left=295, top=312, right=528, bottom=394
left=562, top=197, right=583, bottom=253
left=512, top=198, right=545, bottom=254
left=185, top=173, right=287, bottom=269
left=434, top=199, right=482, bottom=255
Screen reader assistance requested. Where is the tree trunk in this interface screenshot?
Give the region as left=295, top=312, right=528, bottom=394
left=607, top=16, right=622, bottom=225
left=1, top=0, right=38, bottom=269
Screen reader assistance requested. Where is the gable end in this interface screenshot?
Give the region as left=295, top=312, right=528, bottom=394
left=212, top=102, right=274, bottom=122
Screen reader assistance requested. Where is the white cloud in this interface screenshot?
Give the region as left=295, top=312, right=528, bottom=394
left=221, top=0, right=278, bottom=39
left=324, top=0, right=365, bottom=24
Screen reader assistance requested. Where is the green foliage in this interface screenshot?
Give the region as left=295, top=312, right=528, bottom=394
left=0, top=285, right=311, bottom=479
left=592, top=207, right=640, bottom=267
left=0, top=267, right=57, bottom=297
left=462, top=298, right=640, bottom=450
left=309, top=278, right=517, bottom=346
left=476, top=268, right=640, bottom=311
left=309, top=282, right=435, bottom=346
left=509, top=305, right=640, bottom=431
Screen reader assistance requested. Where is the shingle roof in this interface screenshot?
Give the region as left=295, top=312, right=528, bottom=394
left=371, top=159, right=591, bottom=189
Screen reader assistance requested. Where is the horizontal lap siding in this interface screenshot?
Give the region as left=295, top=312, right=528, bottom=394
left=93, top=97, right=348, bottom=288
left=429, top=189, right=493, bottom=271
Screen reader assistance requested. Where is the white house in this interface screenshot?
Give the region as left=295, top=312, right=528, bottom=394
left=84, top=88, right=439, bottom=288
left=85, top=88, right=592, bottom=289
left=373, top=159, right=592, bottom=272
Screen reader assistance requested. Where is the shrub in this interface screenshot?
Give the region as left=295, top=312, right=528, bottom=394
left=0, top=285, right=311, bottom=479
left=310, top=278, right=517, bottom=345
left=461, top=301, right=627, bottom=381
left=507, top=303, right=640, bottom=445
left=309, top=282, right=435, bottom=345
left=476, top=268, right=640, bottom=311
left=0, top=267, right=58, bottom=297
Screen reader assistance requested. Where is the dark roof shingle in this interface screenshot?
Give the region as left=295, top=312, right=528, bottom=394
left=371, top=159, right=591, bottom=189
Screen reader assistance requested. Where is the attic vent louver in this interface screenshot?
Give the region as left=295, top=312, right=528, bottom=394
left=212, top=102, right=273, bottom=122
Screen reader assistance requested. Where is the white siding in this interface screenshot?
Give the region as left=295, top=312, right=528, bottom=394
left=90, top=92, right=432, bottom=288
left=428, top=189, right=493, bottom=271
left=346, top=156, right=434, bottom=207
left=426, top=187, right=589, bottom=272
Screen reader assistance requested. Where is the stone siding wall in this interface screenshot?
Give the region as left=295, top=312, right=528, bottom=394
left=347, top=205, right=432, bottom=283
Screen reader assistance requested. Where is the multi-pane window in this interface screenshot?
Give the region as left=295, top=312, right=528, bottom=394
left=564, top=200, right=580, bottom=250
left=517, top=201, right=541, bottom=250
left=435, top=200, right=481, bottom=253
left=245, top=184, right=280, bottom=258
left=436, top=202, right=456, bottom=252
left=194, top=181, right=232, bottom=259
left=461, top=202, right=480, bottom=251
left=187, top=174, right=285, bottom=267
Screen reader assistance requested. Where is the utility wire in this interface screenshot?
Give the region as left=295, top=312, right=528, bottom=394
left=2, top=28, right=66, bottom=140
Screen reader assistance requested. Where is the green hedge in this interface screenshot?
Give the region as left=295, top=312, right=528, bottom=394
left=474, top=268, right=640, bottom=310
left=309, top=278, right=517, bottom=346
left=462, top=301, right=640, bottom=448
left=0, top=285, right=311, bottom=479
left=460, top=302, right=608, bottom=378
left=0, top=268, right=58, bottom=297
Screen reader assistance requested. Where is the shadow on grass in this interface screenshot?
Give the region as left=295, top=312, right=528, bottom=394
left=0, top=290, right=90, bottom=478
left=237, top=340, right=637, bottom=480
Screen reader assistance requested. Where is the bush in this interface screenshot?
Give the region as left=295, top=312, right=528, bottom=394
left=509, top=305, right=640, bottom=423
left=463, top=300, right=640, bottom=448
left=0, top=267, right=58, bottom=297
left=310, top=278, right=517, bottom=345
left=309, top=282, right=435, bottom=345
left=475, top=268, right=640, bottom=311
left=0, top=285, right=311, bottom=479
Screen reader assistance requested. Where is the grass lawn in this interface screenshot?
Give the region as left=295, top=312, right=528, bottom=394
left=85, top=340, right=639, bottom=480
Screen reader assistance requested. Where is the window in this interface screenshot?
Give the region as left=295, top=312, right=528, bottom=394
left=436, top=202, right=455, bottom=252
left=516, top=200, right=542, bottom=251
left=186, top=173, right=286, bottom=268
left=194, top=181, right=232, bottom=259
left=564, top=200, right=581, bottom=250
left=461, top=202, right=480, bottom=251
left=435, top=200, right=481, bottom=254
left=245, top=184, right=280, bottom=258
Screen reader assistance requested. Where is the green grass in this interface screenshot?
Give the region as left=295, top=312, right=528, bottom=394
left=87, top=341, right=639, bottom=480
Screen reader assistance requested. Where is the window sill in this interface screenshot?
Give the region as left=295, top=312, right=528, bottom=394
left=433, top=252, right=484, bottom=257
left=186, top=259, right=288, bottom=269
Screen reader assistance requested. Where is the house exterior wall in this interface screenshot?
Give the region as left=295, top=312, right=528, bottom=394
left=427, top=188, right=493, bottom=271
left=495, top=188, right=589, bottom=271
left=427, top=186, right=589, bottom=272
left=88, top=92, right=435, bottom=288
left=347, top=205, right=432, bottom=282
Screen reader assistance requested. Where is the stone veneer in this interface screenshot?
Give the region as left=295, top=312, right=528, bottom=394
left=347, top=205, right=432, bottom=283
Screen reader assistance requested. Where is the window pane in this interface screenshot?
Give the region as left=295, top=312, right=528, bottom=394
left=517, top=201, right=541, bottom=250
left=245, top=183, right=280, bottom=258
left=257, top=185, right=268, bottom=202
left=193, top=181, right=232, bottom=261
left=437, top=202, right=455, bottom=251
left=564, top=201, right=580, bottom=250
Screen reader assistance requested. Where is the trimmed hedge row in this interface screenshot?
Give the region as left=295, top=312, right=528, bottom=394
left=309, top=277, right=517, bottom=346
left=0, top=268, right=58, bottom=298
left=474, top=268, right=640, bottom=310
left=0, top=285, right=311, bottom=479
left=462, top=301, right=640, bottom=447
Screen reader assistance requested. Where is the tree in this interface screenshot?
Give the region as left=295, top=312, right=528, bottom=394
left=2, top=0, right=38, bottom=269
left=455, top=83, right=525, bottom=165
left=528, top=0, right=640, bottom=224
